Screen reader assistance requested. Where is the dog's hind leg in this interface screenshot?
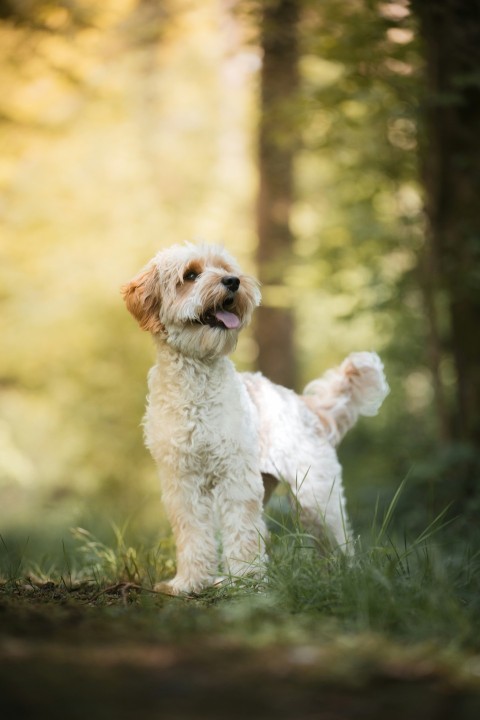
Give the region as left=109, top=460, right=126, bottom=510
left=287, top=460, right=353, bottom=555
left=295, top=477, right=352, bottom=554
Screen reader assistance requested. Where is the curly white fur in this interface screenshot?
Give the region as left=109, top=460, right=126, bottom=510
left=122, top=243, right=389, bottom=595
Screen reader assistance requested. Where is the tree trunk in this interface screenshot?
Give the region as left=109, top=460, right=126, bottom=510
left=255, top=0, right=299, bottom=389
left=414, top=0, right=480, bottom=447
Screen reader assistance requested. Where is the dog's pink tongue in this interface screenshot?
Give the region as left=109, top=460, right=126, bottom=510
left=215, top=310, right=240, bottom=329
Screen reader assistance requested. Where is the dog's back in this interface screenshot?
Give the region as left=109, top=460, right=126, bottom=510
left=243, top=351, right=389, bottom=455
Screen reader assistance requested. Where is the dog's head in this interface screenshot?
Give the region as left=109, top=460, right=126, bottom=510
left=121, top=243, right=261, bottom=359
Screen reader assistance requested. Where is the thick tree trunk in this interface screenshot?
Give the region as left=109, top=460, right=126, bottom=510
left=255, top=0, right=299, bottom=389
left=419, top=242, right=452, bottom=443
left=414, top=0, right=480, bottom=447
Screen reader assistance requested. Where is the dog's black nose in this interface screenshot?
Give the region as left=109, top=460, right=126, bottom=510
left=221, top=276, right=240, bottom=292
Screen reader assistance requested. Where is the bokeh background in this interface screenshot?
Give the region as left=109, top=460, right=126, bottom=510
left=1, top=0, right=479, bottom=563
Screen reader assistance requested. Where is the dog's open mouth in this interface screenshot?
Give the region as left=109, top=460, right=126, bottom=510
left=196, top=306, right=241, bottom=330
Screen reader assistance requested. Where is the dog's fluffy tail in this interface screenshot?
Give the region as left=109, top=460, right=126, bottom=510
left=302, top=352, right=389, bottom=446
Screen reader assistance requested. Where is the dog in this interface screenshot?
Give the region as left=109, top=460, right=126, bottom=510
left=122, top=243, right=389, bottom=595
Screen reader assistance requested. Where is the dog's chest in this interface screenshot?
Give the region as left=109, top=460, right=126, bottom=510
left=144, top=357, right=256, bottom=474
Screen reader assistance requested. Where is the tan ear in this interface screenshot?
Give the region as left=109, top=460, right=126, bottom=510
left=121, top=263, right=163, bottom=334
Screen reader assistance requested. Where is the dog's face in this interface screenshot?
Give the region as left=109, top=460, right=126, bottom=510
left=122, top=243, right=261, bottom=359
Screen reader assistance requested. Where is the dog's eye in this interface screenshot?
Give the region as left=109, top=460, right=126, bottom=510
left=183, top=270, right=198, bottom=282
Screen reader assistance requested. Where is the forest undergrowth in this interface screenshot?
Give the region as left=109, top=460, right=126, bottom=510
left=1, top=484, right=480, bottom=720
left=1, top=482, right=480, bottom=652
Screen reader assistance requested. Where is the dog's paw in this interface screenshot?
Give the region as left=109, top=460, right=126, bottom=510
left=154, top=580, right=188, bottom=596
left=154, top=577, right=211, bottom=597
left=212, top=575, right=228, bottom=587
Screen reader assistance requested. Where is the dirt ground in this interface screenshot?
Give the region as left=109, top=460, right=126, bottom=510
left=1, top=583, right=480, bottom=720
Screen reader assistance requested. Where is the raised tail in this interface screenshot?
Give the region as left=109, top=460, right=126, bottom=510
left=302, top=352, right=390, bottom=446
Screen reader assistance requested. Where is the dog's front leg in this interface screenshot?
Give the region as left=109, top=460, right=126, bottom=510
left=156, top=479, right=218, bottom=595
left=215, top=473, right=267, bottom=582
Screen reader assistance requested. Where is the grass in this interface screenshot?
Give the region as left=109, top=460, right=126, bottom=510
left=262, top=480, right=480, bottom=648
left=1, top=486, right=479, bottom=649
left=1, top=488, right=480, bottom=719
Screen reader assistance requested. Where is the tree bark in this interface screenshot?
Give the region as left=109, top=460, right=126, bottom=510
left=255, top=0, right=300, bottom=389
left=413, top=0, right=480, bottom=447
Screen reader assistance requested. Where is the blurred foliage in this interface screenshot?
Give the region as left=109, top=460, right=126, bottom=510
left=0, top=0, right=260, bottom=547
left=0, top=0, right=475, bottom=555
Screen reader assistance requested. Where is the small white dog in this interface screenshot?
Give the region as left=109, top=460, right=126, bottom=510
left=122, top=243, right=389, bottom=595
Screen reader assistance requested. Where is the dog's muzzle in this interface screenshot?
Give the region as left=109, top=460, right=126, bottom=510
left=195, top=276, right=240, bottom=330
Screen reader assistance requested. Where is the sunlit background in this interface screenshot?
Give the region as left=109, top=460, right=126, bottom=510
left=1, top=0, right=446, bottom=561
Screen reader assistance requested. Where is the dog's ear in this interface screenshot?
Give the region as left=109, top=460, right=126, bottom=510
left=121, top=263, right=163, bottom=334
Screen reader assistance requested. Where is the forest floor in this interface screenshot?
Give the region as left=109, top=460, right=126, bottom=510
left=2, top=579, right=480, bottom=720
